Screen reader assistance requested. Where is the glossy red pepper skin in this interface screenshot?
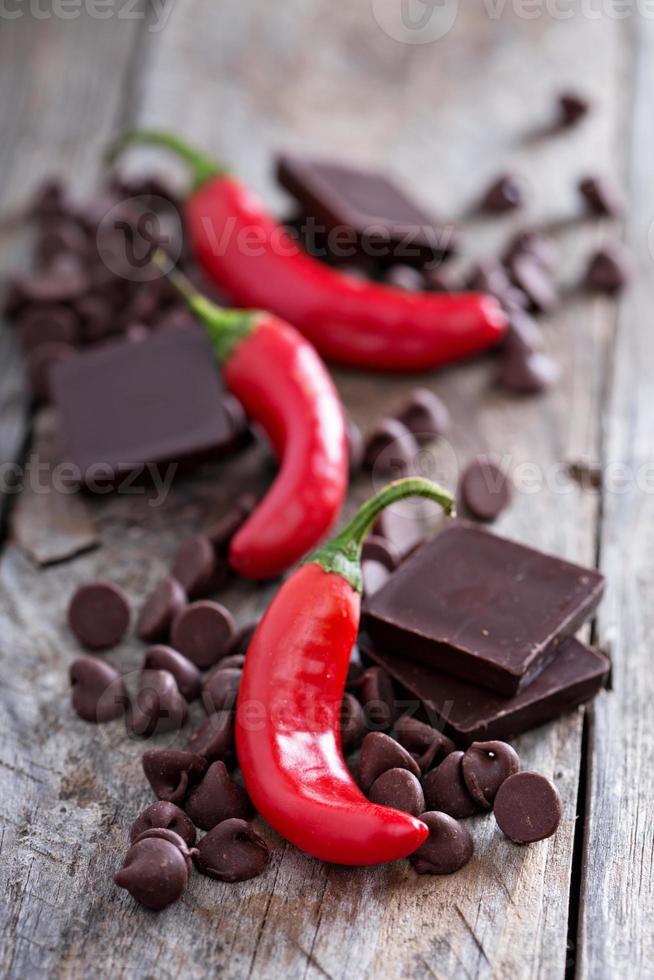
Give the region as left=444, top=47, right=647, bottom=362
left=187, top=177, right=506, bottom=372
left=235, top=477, right=455, bottom=866
left=224, top=315, right=348, bottom=579
left=236, top=562, right=428, bottom=865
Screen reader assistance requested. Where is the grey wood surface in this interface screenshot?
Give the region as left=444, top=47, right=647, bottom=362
left=0, top=3, right=649, bottom=978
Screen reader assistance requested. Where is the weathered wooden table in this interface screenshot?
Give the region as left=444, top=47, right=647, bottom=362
left=1, top=3, right=652, bottom=978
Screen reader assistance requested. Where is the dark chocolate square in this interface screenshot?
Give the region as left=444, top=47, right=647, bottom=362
left=51, top=325, right=238, bottom=483
left=360, top=634, right=609, bottom=745
left=363, top=521, right=604, bottom=696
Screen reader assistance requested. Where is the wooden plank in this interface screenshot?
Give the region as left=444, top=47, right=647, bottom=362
left=576, top=20, right=654, bottom=980
left=0, top=3, right=630, bottom=979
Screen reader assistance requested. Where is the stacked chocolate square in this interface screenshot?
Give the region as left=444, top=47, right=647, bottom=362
left=361, top=521, right=609, bottom=744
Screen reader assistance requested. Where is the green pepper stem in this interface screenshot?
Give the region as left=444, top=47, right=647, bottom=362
left=307, top=477, right=455, bottom=592
left=107, top=130, right=228, bottom=192
left=151, top=250, right=257, bottom=364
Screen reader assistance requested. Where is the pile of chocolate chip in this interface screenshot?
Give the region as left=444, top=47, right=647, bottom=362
left=3, top=173, right=208, bottom=402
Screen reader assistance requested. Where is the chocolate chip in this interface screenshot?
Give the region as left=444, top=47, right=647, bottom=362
left=142, top=749, right=207, bottom=804
left=509, top=253, right=558, bottom=312
left=385, top=264, right=424, bottom=291
left=461, top=740, right=521, bottom=809
left=358, top=732, right=421, bottom=793
left=358, top=665, right=398, bottom=730
left=194, top=818, right=269, bottom=882
left=132, top=827, right=194, bottom=867
left=130, top=670, right=188, bottom=737
left=418, top=734, right=457, bottom=775
left=362, top=559, right=392, bottom=597
left=496, top=348, right=560, bottom=394
left=171, top=535, right=221, bottom=599
left=346, top=417, right=365, bottom=473
left=16, top=304, right=79, bottom=352
left=584, top=245, right=631, bottom=293
left=578, top=176, right=623, bottom=218
left=68, top=581, right=130, bottom=650
left=363, top=419, right=419, bottom=476
left=75, top=294, right=117, bottom=343
left=340, top=692, right=365, bottom=751
left=187, top=711, right=235, bottom=764
left=409, top=811, right=474, bottom=875
left=558, top=91, right=590, bottom=128
left=346, top=661, right=365, bottom=691
left=209, top=495, right=258, bottom=553
left=223, top=621, right=257, bottom=660
left=27, top=341, right=76, bottom=402
left=394, top=716, right=455, bottom=773
left=395, top=388, right=450, bottom=443
left=202, top=667, right=242, bottom=713
left=36, top=218, right=89, bottom=267
left=368, top=768, right=425, bottom=816
left=185, top=761, right=251, bottom=831
left=468, top=260, right=514, bottom=301
left=222, top=393, right=250, bottom=442
left=130, top=801, right=197, bottom=847
left=171, top=601, right=235, bottom=669
left=480, top=174, right=525, bottom=212
left=504, top=229, right=557, bottom=271
left=493, top=771, right=562, bottom=843
left=137, top=576, right=187, bottom=643
left=142, top=645, right=202, bottom=702
left=69, top=657, right=127, bottom=723
left=460, top=456, right=512, bottom=522
left=18, top=255, right=90, bottom=305
left=503, top=309, right=545, bottom=354
left=422, top=751, right=480, bottom=819
left=31, top=178, right=71, bottom=219
left=218, top=653, right=246, bottom=671
left=114, top=837, right=189, bottom=910
left=362, top=535, right=401, bottom=571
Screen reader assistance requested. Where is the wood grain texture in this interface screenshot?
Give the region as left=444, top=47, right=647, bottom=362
left=576, top=18, right=654, bottom=980
left=0, top=2, right=635, bottom=978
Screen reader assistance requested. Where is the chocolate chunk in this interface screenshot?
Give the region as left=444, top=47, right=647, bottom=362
left=384, top=264, right=424, bottom=291
left=171, top=600, right=235, bottom=669
left=50, top=325, right=241, bottom=484
left=142, top=645, right=202, bottom=702
left=137, top=576, right=187, bottom=643
left=172, top=535, right=221, bottom=599
left=130, top=670, right=188, bottom=737
left=340, top=692, right=365, bottom=751
left=422, top=752, right=480, bottom=819
left=194, top=818, right=269, bottom=882
left=558, top=91, right=590, bottom=128
left=277, top=153, right=456, bottom=267
left=187, top=711, right=235, bottom=764
left=130, top=801, right=197, bottom=847
left=68, top=581, right=130, bottom=650
left=496, top=347, right=560, bottom=395
left=578, top=176, right=623, bottom=218
left=223, top=621, right=257, bottom=660
left=461, top=740, right=521, bottom=809
left=142, top=749, right=207, bottom=804
left=363, top=419, right=419, bottom=476
left=69, top=657, right=127, bottom=723
left=509, top=253, right=558, bottom=312
left=368, top=768, right=425, bottom=816
left=184, top=761, right=251, bottom=831
left=460, top=456, right=512, bottom=522
left=202, top=667, right=242, bottom=713
left=480, top=174, right=525, bottom=212
left=114, top=837, right=189, bottom=910
left=358, top=665, right=397, bottom=730
left=358, top=732, right=421, bottom=793
left=16, top=305, right=79, bottom=352
left=346, top=417, right=365, bottom=473
left=360, top=634, right=609, bottom=744
left=364, top=521, right=605, bottom=695
left=394, top=388, right=450, bottom=443
left=584, top=245, right=631, bottom=293
left=494, top=771, right=562, bottom=843
left=27, top=341, right=76, bottom=402
left=409, top=811, right=474, bottom=875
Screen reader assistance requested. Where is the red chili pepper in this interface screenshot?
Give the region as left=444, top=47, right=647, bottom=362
left=115, top=132, right=507, bottom=371
left=235, top=476, right=454, bottom=865
left=161, top=266, right=348, bottom=581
